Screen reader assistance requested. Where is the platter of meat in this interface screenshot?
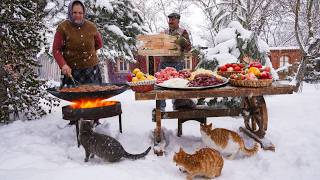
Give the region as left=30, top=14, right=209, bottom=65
left=47, top=83, right=128, bottom=101
left=156, top=74, right=228, bottom=89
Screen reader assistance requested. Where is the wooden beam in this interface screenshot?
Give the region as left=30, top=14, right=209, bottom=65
left=135, top=83, right=295, bottom=100
left=161, top=107, right=241, bottom=119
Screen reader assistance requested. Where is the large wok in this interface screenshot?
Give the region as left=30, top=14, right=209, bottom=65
left=47, top=83, right=128, bottom=101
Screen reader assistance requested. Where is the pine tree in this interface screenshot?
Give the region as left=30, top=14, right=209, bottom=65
left=0, top=0, right=59, bottom=122
left=87, top=0, right=147, bottom=62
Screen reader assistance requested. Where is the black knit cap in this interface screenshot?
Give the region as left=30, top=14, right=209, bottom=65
left=168, top=12, right=180, bottom=19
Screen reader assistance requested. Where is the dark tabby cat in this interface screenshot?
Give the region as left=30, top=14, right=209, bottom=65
left=200, top=123, right=259, bottom=159
left=173, top=147, right=224, bottom=180
left=79, top=120, right=151, bottom=162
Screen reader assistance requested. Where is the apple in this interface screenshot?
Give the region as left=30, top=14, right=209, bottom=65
left=219, top=66, right=227, bottom=72
left=234, top=66, right=241, bottom=71
left=260, top=71, right=268, bottom=79
left=127, top=73, right=133, bottom=82
left=249, top=62, right=262, bottom=69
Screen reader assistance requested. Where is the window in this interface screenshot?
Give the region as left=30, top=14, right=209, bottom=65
left=117, top=59, right=129, bottom=72
left=184, top=54, right=192, bottom=70
left=280, top=56, right=289, bottom=67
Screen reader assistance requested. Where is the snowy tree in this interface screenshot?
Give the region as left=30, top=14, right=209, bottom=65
left=133, top=0, right=193, bottom=33
left=0, top=0, right=59, bottom=122
left=293, top=0, right=320, bottom=89
left=258, top=1, right=297, bottom=46
left=199, top=21, right=278, bottom=78
left=86, top=0, right=148, bottom=62
left=193, top=0, right=277, bottom=45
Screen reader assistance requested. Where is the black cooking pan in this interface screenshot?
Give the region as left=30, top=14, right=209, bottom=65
left=47, top=83, right=128, bottom=101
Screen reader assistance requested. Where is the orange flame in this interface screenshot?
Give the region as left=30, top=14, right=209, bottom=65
left=71, top=99, right=116, bottom=109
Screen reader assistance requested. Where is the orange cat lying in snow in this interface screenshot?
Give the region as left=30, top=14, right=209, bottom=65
left=200, top=123, right=259, bottom=159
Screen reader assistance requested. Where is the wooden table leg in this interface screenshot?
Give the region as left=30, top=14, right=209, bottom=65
left=241, top=96, right=268, bottom=138
left=154, top=100, right=164, bottom=156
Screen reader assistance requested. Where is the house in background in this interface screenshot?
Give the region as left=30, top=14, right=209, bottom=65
left=37, top=54, right=61, bottom=82
left=107, top=53, right=199, bottom=83
left=269, top=46, right=303, bottom=79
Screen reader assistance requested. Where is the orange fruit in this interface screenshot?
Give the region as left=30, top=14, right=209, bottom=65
left=248, top=67, right=260, bottom=76
left=131, top=77, right=138, bottom=83
left=136, top=71, right=145, bottom=79
left=132, top=68, right=140, bottom=75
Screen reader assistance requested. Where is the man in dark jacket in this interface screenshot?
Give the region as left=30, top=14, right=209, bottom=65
left=159, top=13, right=195, bottom=110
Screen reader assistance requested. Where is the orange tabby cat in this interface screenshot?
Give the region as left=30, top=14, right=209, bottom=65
left=200, top=123, right=259, bottom=159
left=173, top=147, right=224, bottom=180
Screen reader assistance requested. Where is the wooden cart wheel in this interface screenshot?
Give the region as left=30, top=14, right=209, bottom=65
left=241, top=96, right=268, bottom=138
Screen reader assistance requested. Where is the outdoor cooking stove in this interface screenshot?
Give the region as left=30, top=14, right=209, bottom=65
left=47, top=83, right=128, bottom=147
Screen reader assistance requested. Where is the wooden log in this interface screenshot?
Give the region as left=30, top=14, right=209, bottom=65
left=239, top=127, right=275, bottom=152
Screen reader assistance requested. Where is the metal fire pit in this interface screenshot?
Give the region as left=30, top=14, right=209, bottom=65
left=62, top=101, right=123, bottom=147
left=62, top=101, right=122, bottom=120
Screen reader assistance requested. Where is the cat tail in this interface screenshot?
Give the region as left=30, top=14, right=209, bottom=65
left=124, top=146, right=151, bottom=160
left=240, top=142, right=259, bottom=156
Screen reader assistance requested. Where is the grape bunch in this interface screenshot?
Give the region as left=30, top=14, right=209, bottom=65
left=188, top=74, right=224, bottom=87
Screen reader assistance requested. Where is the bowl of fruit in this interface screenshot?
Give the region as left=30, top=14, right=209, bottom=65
left=126, top=68, right=156, bottom=92
left=229, top=62, right=273, bottom=87
left=217, top=63, right=245, bottom=78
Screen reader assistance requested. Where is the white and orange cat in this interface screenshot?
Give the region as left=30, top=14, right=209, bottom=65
left=200, top=123, right=259, bottom=159
left=173, top=147, right=224, bottom=180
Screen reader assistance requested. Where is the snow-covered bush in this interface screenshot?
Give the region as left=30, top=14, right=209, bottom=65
left=199, top=21, right=278, bottom=80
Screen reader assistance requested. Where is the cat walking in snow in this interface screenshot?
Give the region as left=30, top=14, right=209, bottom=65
left=79, top=120, right=151, bottom=162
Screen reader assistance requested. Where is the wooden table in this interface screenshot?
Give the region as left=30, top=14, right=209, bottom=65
left=135, top=83, right=295, bottom=155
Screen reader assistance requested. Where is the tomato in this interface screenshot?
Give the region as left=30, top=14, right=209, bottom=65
left=219, top=66, right=227, bottom=71
left=234, top=66, right=241, bottom=71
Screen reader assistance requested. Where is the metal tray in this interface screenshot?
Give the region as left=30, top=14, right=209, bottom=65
left=47, top=83, right=128, bottom=101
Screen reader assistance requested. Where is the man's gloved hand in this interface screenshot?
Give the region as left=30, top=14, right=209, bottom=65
left=175, top=35, right=188, bottom=48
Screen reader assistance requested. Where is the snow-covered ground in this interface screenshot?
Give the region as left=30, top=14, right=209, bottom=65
left=1, top=83, right=320, bottom=180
